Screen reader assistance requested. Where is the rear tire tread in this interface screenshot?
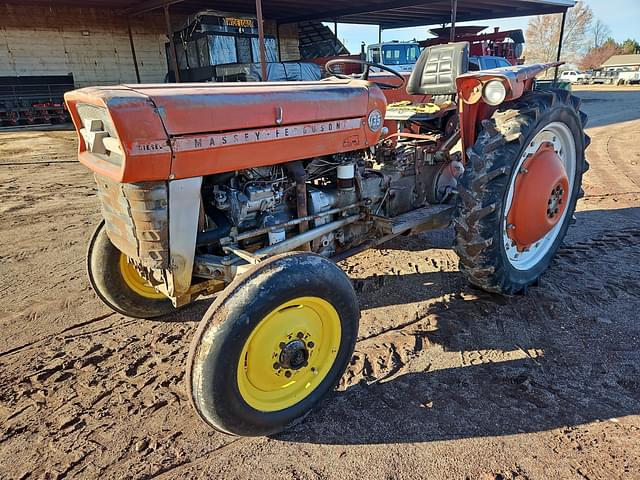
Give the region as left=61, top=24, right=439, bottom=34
left=453, top=89, right=590, bottom=294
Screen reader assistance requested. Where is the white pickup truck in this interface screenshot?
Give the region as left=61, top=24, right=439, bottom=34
left=560, top=70, right=590, bottom=84
left=617, top=70, right=640, bottom=85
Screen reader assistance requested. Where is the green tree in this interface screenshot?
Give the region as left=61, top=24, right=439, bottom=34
left=621, top=39, right=640, bottom=54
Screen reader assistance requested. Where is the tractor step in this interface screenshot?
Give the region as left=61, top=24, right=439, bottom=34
left=375, top=204, right=454, bottom=235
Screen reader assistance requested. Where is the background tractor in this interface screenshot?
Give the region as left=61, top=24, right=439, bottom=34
left=66, top=40, right=589, bottom=436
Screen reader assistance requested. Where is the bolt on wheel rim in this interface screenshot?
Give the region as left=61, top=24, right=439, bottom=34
left=237, top=297, right=341, bottom=412
left=503, top=122, right=577, bottom=271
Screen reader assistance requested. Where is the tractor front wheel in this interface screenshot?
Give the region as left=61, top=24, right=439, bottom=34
left=87, top=221, right=175, bottom=319
left=187, top=252, right=359, bottom=436
left=454, top=89, right=590, bottom=295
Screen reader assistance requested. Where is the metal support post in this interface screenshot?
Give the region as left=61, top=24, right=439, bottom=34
left=450, top=0, right=458, bottom=42
left=276, top=22, right=282, bottom=61
left=127, top=17, right=141, bottom=83
left=256, top=0, right=268, bottom=81
left=554, top=10, right=568, bottom=85
left=163, top=3, right=180, bottom=82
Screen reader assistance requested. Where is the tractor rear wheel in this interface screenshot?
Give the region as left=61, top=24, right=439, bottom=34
left=453, top=89, right=590, bottom=295
left=187, top=252, right=359, bottom=436
left=87, top=221, right=175, bottom=318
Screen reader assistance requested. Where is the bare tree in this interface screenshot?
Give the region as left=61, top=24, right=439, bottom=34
left=525, top=1, right=594, bottom=66
left=591, top=19, right=612, bottom=49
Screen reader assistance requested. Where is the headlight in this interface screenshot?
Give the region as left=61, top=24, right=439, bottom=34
left=482, top=80, right=507, bottom=106
left=368, top=109, right=383, bottom=132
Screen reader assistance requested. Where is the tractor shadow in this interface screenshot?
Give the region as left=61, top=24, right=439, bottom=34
left=376, top=227, right=456, bottom=252
left=278, top=207, right=640, bottom=445
left=155, top=296, right=215, bottom=324
left=284, top=354, right=640, bottom=445
left=363, top=204, right=640, bottom=258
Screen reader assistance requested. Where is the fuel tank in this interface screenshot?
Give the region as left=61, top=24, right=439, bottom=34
left=65, top=80, right=387, bottom=183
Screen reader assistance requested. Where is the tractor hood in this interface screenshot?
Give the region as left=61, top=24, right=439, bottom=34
left=126, top=81, right=372, bottom=135
left=65, top=80, right=387, bottom=183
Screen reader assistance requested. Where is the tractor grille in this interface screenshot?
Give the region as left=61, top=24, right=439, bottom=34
left=94, top=174, right=170, bottom=269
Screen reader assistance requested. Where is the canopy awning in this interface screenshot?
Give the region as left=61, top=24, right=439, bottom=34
left=9, top=0, right=574, bottom=83
left=10, top=0, right=575, bottom=29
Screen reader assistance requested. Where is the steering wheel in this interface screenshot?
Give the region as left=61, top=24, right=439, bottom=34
left=325, top=59, right=406, bottom=90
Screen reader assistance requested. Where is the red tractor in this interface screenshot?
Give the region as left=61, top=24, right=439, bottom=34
left=65, top=41, right=589, bottom=436
left=421, top=26, right=526, bottom=66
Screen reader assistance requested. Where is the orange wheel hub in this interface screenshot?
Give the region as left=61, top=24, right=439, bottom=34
left=506, top=142, right=569, bottom=252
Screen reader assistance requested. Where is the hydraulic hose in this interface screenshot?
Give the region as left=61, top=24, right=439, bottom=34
left=197, top=209, right=232, bottom=247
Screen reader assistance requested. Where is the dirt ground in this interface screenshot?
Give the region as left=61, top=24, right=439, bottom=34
left=1, top=86, right=639, bottom=480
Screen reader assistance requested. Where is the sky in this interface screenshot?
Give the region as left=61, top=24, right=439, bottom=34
left=330, top=0, right=640, bottom=54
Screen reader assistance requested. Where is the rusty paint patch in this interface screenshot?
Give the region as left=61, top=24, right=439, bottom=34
left=95, top=174, right=170, bottom=269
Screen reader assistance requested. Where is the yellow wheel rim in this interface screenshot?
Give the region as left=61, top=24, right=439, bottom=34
left=237, top=297, right=342, bottom=412
left=118, top=254, right=165, bottom=300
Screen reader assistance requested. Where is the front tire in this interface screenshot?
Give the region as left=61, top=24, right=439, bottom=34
left=453, top=90, right=590, bottom=294
left=187, top=252, right=359, bottom=436
left=87, top=221, right=175, bottom=318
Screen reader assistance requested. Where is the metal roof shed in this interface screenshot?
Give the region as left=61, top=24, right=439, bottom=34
left=133, top=0, right=575, bottom=81
left=8, top=0, right=576, bottom=81
left=7, top=0, right=575, bottom=24
left=603, top=54, right=640, bottom=70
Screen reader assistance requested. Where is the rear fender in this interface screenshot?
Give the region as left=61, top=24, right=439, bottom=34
left=456, top=62, right=562, bottom=160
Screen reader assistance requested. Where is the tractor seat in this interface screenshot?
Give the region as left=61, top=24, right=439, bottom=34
left=385, top=41, right=469, bottom=123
